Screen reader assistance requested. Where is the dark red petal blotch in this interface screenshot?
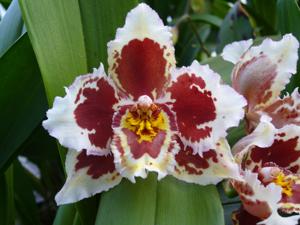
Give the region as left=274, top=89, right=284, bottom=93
left=113, top=38, right=168, bottom=99
left=74, top=78, right=118, bottom=149
left=168, top=73, right=216, bottom=142
left=75, top=150, right=116, bottom=179
left=249, top=137, right=300, bottom=173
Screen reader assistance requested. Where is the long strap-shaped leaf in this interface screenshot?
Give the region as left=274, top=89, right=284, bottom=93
left=19, top=1, right=224, bottom=224
left=0, top=34, right=47, bottom=173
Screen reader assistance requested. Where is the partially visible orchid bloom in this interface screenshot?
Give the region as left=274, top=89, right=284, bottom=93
left=43, top=3, right=246, bottom=205
left=222, top=34, right=300, bottom=132
left=231, top=116, right=300, bottom=225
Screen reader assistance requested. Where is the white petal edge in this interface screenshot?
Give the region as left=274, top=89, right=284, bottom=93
left=171, top=138, right=241, bottom=185
left=233, top=115, right=276, bottom=162
left=107, top=3, right=176, bottom=90
left=170, top=61, right=247, bottom=155
left=42, top=64, right=118, bottom=155
left=55, top=150, right=122, bottom=205
left=221, top=39, right=253, bottom=64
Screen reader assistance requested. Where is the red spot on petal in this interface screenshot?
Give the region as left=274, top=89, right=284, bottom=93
left=250, top=137, right=300, bottom=171
left=168, top=73, right=216, bottom=142
left=114, top=38, right=168, bottom=99
left=75, top=150, right=116, bottom=179
left=74, top=78, right=118, bottom=148
left=175, top=139, right=218, bottom=175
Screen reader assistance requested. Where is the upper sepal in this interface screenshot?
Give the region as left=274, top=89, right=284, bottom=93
left=107, top=3, right=176, bottom=100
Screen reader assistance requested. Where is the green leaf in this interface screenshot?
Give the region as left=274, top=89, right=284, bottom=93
left=0, top=0, right=23, bottom=55
left=0, top=165, right=15, bottom=225
left=78, top=0, right=137, bottom=70
left=96, top=174, right=157, bottom=225
left=277, top=0, right=300, bottom=91
left=19, top=0, right=88, bottom=102
left=0, top=34, right=47, bottom=173
left=245, top=0, right=277, bottom=35
left=189, top=14, right=222, bottom=27
left=277, top=0, right=300, bottom=39
left=216, top=2, right=253, bottom=53
left=13, top=160, right=41, bottom=225
left=53, top=205, right=76, bottom=225
left=201, top=56, right=233, bottom=84
left=156, top=177, right=224, bottom=225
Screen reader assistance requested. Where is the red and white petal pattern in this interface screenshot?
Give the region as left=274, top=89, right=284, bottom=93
left=167, top=61, right=246, bottom=154
left=111, top=104, right=179, bottom=182
left=233, top=116, right=276, bottom=165
left=231, top=170, right=300, bottom=225
left=55, top=150, right=122, bottom=205
left=107, top=3, right=176, bottom=100
left=263, top=88, right=300, bottom=128
left=224, top=34, right=299, bottom=112
left=221, top=39, right=253, bottom=64
left=279, top=174, right=300, bottom=215
left=171, top=137, right=240, bottom=185
left=234, top=116, right=300, bottom=174
left=43, top=65, right=119, bottom=155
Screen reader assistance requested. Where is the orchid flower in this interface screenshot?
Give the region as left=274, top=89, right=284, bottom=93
left=222, top=34, right=300, bottom=132
left=231, top=116, right=300, bottom=225
left=43, top=3, right=246, bottom=205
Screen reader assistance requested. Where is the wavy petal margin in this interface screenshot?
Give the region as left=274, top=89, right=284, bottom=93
left=234, top=116, right=300, bottom=174
left=167, top=61, right=246, bottom=155
left=171, top=137, right=240, bottom=185
left=55, top=150, right=122, bottom=205
left=232, top=170, right=287, bottom=223
left=43, top=65, right=119, bottom=155
left=107, top=3, right=175, bottom=100
left=223, top=34, right=299, bottom=112
left=221, top=39, right=253, bottom=64
left=263, top=88, right=300, bottom=128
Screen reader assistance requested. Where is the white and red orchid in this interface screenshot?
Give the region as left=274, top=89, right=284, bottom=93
left=42, top=3, right=246, bottom=205
left=231, top=116, right=300, bottom=225
left=222, top=34, right=300, bottom=132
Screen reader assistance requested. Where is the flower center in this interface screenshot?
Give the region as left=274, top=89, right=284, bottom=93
left=122, top=95, right=167, bottom=143
left=273, top=172, right=294, bottom=197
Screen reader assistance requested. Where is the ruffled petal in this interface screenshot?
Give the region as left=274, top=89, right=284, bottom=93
left=167, top=61, right=246, bottom=154
left=228, top=34, right=299, bottom=112
left=171, top=137, right=240, bottom=185
left=234, top=116, right=300, bottom=174
left=233, top=115, right=276, bottom=165
left=107, top=3, right=175, bottom=100
left=111, top=103, right=179, bottom=182
left=43, top=65, right=119, bottom=155
left=232, top=170, right=282, bottom=220
left=55, top=150, right=122, bottom=205
left=263, top=88, right=300, bottom=128
left=221, top=39, right=253, bottom=64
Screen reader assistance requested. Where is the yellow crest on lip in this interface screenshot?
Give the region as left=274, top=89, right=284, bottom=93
left=121, top=104, right=168, bottom=143
left=274, top=172, right=294, bottom=197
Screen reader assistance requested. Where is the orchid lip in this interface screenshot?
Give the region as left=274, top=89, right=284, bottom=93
left=121, top=95, right=167, bottom=143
